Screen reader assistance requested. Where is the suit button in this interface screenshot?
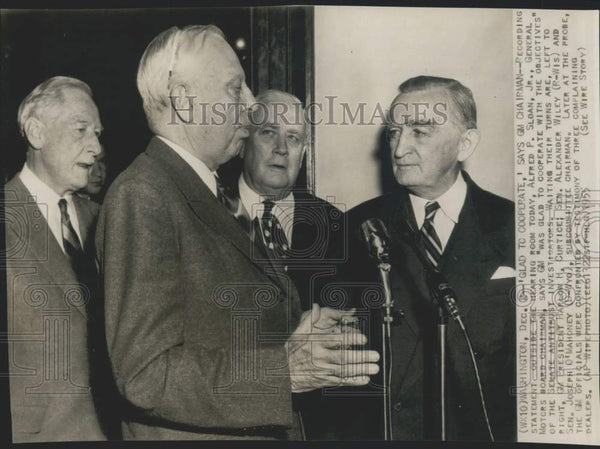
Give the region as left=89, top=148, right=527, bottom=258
left=284, top=265, right=288, bottom=272
left=474, top=349, right=484, bottom=360
left=393, top=402, right=402, bottom=412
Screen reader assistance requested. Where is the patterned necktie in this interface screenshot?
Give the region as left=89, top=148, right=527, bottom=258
left=420, top=201, right=443, bottom=269
left=260, top=200, right=290, bottom=259
left=58, top=198, right=84, bottom=259
left=215, top=176, right=252, bottom=234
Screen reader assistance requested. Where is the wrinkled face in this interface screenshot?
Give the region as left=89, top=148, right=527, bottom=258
left=242, top=101, right=306, bottom=199
left=37, top=88, right=103, bottom=195
left=85, top=146, right=106, bottom=195
left=178, top=34, right=255, bottom=170
left=387, top=88, right=466, bottom=199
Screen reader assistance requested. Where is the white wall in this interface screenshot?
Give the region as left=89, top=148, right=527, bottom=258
left=314, top=6, right=514, bottom=210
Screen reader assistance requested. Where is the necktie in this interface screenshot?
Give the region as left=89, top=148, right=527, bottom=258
left=420, top=201, right=443, bottom=269
left=58, top=198, right=84, bottom=259
left=260, top=200, right=290, bottom=259
left=215, top=176, right=252, bottom=234
left=59, top=199, right=98, bottom=294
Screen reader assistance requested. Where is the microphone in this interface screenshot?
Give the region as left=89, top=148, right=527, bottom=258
left=427, top=269, right=460, bottom=320
left=396, top=216, right=494, bottom=440
left=426, top=271, right=494, bottom=441
left=396, top=215, right=460, bottom=319
left=360, top=217, right=394, bottom=440
left=360, top=218, right=391, bottom=264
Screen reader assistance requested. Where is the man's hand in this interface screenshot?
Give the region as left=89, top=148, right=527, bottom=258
left=287, top=304, right=380, bottom=393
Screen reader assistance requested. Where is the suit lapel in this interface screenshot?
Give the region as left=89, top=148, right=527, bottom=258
left=73, top=195, right=92, bottom=251
left=381, top=190, right=428, bottom=391
left=387, top=179, right=507, bottom=394
left=440, top=179, right=502, bottom=338
left=390, top=189, right=431, bottom=336
left=145, top=138, right=286, bottom=290
left=230, top=176, right=273, bottom=263
left=8, top=178, right=87, bottom=319
left=290, top=197, right=315, bottom=253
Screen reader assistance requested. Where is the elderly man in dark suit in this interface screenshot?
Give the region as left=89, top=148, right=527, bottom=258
left=4, top=76, right=106, bottom=442
left=96, top=25, right=379, bottom=440
left=233, top=89, right=347, bottom=439
left=344, top=76, right=516, bottom=441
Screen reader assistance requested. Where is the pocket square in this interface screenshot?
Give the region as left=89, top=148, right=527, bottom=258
left=491, top=266, right=516, bottom=279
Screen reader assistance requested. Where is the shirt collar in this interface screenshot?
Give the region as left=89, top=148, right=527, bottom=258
left=409, top=171, right=467, bottom=227
left=157, top=135, right=217, bottom=197
left=238, top=174, right=294, bottom=220
left=19, top=163, right=72, bottom=206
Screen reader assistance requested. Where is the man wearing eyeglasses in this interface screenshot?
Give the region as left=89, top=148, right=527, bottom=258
left=96, top=26, right=379, bottom=440
left=342, top=76, right=516, bottom=441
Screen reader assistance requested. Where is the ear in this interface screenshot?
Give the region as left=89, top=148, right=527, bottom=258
left=23, top=117, right=45, bottom=150
left=457, top=128, right=480, bottom=163
left=169, top=83, right=195, bottom=124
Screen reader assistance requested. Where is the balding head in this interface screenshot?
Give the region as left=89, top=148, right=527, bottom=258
left=137, top=25, right=255, bottom=170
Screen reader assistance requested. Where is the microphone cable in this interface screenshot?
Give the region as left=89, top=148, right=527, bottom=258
left=384, top=318, right=393, bottom=440
left=452, top=313, right=495, bottom=441
left=401, top=217, right=495, bottom=441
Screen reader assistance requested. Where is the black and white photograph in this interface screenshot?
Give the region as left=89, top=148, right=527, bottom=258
left=1, top=3, right=598, bottom=446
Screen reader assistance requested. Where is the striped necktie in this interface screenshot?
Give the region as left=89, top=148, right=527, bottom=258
left=58, top=198, right=84, bottom=259
left=421, top=201, right=443, bottom=269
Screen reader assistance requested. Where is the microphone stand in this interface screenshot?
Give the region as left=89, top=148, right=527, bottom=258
left=400, top=218, right=450, bottom=441
left=400, top=217, right=495, bottom=441
left=437, top=298, right=449, bottom=441
left=376, top=253, right=394, bottom=441
left=361, top=218, right=395, bottom=441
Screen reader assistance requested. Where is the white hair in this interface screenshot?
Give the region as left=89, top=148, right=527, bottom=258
left=17, top=76, right=93, bottom=137
left=136, top=24, right=225, bottom=132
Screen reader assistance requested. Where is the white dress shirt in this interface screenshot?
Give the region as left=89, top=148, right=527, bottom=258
left=19, top=163, right=83, bottom=254
left=238, top=174, right=295, bottom=246
left=158, top=136, right=218, bottom=197
left=409, top=172, right=467, bottom=251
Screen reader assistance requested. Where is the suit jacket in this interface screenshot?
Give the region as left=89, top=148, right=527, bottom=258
left=259, top=191, right=346, bottom=440
left=4, top=175, right=106, bottom=442
left=96, top=137, right=303, bottom=440
left=343, top=172, right=516, bottom=441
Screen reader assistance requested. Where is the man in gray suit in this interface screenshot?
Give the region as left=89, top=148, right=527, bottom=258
left=4, top=76, right=106, bottom=442
left=96, top=25, right=379, bottom=440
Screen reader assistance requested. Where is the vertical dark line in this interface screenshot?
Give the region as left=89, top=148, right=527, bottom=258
left=286, top=8, right=292, bottom=95
left=305, top=7, right=315, bottom=195
left=53, top=319, right=58, bottom=381
left=62, top=317, right=68, bottom=381
left=266, top=8, right=270, bottom=90
left=44, top=318, right=49, bottom=381
left=250, top=7, right=255, bottom=93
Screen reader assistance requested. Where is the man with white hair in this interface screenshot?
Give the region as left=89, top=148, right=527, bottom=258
left=4, top=76, right=106, bottom=442
left=96, top=25, right=379, bottom=440
left=235, top=89, right=348, bottom=439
